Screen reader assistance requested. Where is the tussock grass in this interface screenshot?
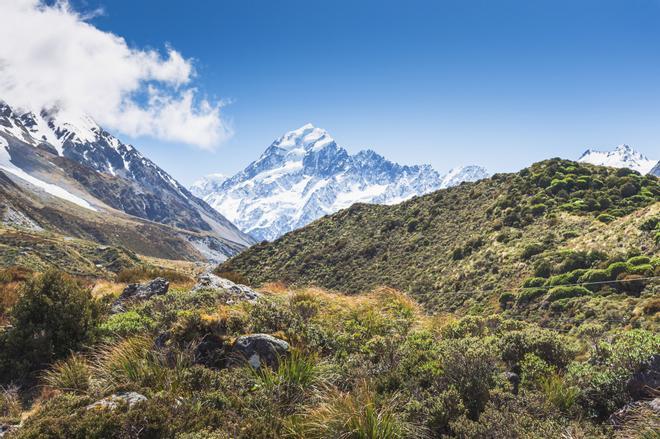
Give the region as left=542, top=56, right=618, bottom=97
left=285, top=383, right=425, bottom=439
left=42, top=353, right=92, bottom=395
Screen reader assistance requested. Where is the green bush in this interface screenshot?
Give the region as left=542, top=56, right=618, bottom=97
left=98, top=311, right=156, bottom=338
left=498, top=292, right=515, bottom=309
left=520, top=353, right=555, bottom=389
left=515, top=288, right=546, bottom=306
left=440, top=338, right=497, bottom=419
left=521, top=243, right=545, bottom=260
left=522, top=277, right=546, bottom=288
left=499, top=328, right=576, bottom=369
left=596, top=213, right=615, bottom=223
left=0, top=270, right=100, bottom=381
left=547, top=285, right=591, bottom=302
left=577, top=269, right=611, bottom=291
left=606, top=262, right=630, bottom=279
left=627, top=255, right=651, bottom=266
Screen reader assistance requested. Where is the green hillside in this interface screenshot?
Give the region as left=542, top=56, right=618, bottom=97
left=220, top=159, right=660, bottom=320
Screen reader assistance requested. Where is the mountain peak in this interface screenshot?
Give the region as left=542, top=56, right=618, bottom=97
left=193, top=126, right=489, bottom=241
left=578, top=144, right=656, bottom=174
left=273, top=124, right=334, bottom=153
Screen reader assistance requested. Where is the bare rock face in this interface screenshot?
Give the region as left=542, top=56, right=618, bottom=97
left=111, top=277, right=169, bottom=312
left=192, top=272, right=260, bottom=304
left=86, top=392, right=147, bottom=411
left=231, top=334, right=289, bottom=369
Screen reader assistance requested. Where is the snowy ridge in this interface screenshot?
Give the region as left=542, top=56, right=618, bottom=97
left=0, top=136, right=96, bottom=211
left=577, top=144, right=657, bottom=175
left=192, top=124, right=489, bottom=241
left=0, top=101, right=190, bottom=197
left=0, top=100, right=254, bottom=254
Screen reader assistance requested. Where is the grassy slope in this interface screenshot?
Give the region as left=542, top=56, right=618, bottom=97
left=221, top=159, right=660, bottom=314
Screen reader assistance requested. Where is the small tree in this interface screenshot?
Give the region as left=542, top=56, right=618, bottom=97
left=1, top=270, right=100, bottom=381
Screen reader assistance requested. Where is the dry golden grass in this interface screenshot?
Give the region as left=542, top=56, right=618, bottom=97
left=91, top=279, right=126, bottom=299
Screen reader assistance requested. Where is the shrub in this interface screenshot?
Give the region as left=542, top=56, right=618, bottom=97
left=522, top=277, right=546, bottom=288
left=515, top=288, right=546, bottom=306
left=627, top=255, right=651, bottom=266
left=596, top=214, right=615, bottom=223
left=533, top=260, right=553, bottom=278
left=606, top=262, right=630, bottom=279
left=0, top=270, right=100, bottom=381
left=498, top=292, right=515, bottom=309
left=519, top=353, right=555, bottom=389
left=628, top=264, right=653, bottom=275
left=546, top=285, right=591, bottom=302
left=98, top=311, right=155, bottom=338
left=577, top=269, right=611, bottom=291
left=520, top=243, right=544, bottom=260
left=639, top=216, right=660, bottom=231
left=440, top=338, right=497, bottom=419
left=499, top=328, right=576, bottom=369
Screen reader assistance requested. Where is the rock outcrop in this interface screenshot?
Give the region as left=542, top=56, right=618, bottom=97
left=231, top=334, right=289, bottom=369
left=111, top=277, right=169, bottom=312
left=192, top=272, right=260, bottom=304
left=86, top=392, right=147, bottom=411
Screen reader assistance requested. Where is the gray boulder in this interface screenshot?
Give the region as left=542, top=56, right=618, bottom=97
left=112, top=277, right=169, bottom=312
left=192, top=272, right=260, bottom=304
left=232, top=334, right=289, bottom=369
left=86, top=392, right=147, bottom=411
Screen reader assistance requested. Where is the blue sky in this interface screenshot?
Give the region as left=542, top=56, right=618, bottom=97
left=72, top=0, right=660, bottom=184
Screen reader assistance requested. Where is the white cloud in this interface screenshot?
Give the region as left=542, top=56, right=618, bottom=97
left=0, top=0, right=231, bottom=149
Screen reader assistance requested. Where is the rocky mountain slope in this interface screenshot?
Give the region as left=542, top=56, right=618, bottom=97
left=578, top=144, right=657, bottom=175
left=220, top=158, right=660, bottom=312
left=0, top=101, right=254, bottom=262
left=192, top=124, right=488, bottom=241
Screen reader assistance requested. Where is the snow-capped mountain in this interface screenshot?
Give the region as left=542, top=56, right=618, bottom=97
left=192, top=124, right=489, bottom=241
left=0, top=100, right=254, bottom=261
left=577, top=144, right=657, bottom=175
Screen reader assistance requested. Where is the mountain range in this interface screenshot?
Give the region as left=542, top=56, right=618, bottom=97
left=577, top=144, right=658, bottom=175
left=0, top=101, right=254, bottom=264
left=191, top=124, right=489, bottom=241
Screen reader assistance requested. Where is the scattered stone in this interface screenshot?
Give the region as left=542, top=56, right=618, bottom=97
left=192, top=272, right=260, bottom=304
left=111, top=277, right=169, bottom=312
left=231, top=334, right=289, bottom=369
left=86, top=392, right=147, bottom=411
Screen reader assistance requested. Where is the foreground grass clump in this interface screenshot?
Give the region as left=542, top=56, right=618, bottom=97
left=0, top=271, right=653, bottom=439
